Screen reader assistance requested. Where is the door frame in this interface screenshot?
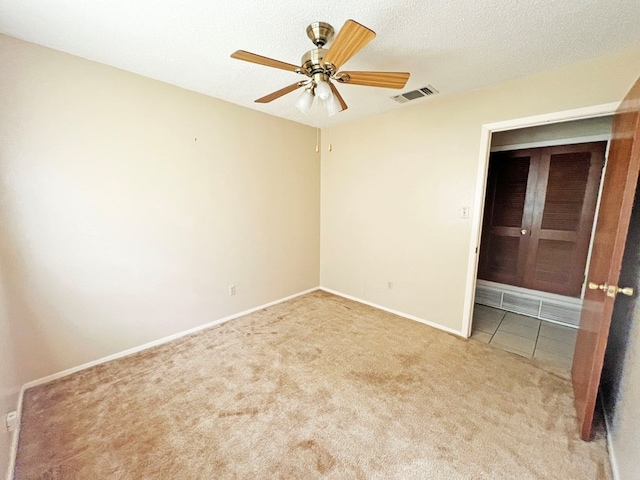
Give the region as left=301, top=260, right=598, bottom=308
left=462, top=102, right=620, bottom=338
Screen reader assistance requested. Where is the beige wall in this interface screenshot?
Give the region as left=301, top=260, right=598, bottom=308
left=320, top=47, right=640, bottom=332
left=0, top=34, right=320, bottom=472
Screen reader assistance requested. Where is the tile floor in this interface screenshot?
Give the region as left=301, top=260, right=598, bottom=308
left=470, top=304, right=577, bottom=369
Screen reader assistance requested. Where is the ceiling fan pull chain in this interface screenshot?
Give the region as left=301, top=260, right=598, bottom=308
left=315, top=100, right=321, bottom=152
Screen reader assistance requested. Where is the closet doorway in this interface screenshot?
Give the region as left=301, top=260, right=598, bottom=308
left=478, top=142, right=606, bottom=297
left=470, top=116, right=613, bottom=367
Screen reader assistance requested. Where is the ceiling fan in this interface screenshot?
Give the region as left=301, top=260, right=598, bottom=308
left=230, top=20, right=410, bottom=116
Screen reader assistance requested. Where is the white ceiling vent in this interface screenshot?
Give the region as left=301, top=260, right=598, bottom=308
left=391, top=85, right=439, bottom=104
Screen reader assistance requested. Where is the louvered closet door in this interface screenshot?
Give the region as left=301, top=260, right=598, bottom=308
left=478, top=150, right=539, bottom=286
left=523, top=143, right=606, bottom=297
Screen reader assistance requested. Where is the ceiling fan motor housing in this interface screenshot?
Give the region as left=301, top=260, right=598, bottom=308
left=301, top=48, right=332, bottom=78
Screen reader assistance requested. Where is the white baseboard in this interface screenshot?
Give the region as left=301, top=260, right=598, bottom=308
left=602, top=404, right=620, bottom=480
left=320, top=287, right=464, bottom=337
left=21, top=286, right=320, bottom=391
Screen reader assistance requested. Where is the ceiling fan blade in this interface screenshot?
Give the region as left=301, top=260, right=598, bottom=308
left=255, top=82, right=305, bottom=103
left=231, top=50, right=299, bottom=73
left=322, top=20, right=376, bottom=70
left=337, top=71, right=410, bottom=89
left=329, top=82, right=348, bottom=111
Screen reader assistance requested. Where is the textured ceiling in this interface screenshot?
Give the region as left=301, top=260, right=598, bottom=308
left=2, top=0, right=640, bottom=127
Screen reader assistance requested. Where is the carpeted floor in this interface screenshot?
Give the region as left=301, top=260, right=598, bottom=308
left=14, top=291, right=611, bottom=479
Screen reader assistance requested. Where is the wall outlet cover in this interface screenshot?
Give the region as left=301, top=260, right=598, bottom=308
left=5, top=411, right=17, bottom=432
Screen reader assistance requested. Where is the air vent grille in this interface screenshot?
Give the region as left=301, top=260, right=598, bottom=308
left=502, top=293, right=540, bottom=316
left=475, top=287, right=502, bottom=308
left=474, top=283, right=581, bottom=328
left=391, top=85, right=439, bottom=104
left=420, top=86, right=437, bottom=95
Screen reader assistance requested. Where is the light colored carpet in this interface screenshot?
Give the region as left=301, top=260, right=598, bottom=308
left=14, top=291, right=611, bottom=479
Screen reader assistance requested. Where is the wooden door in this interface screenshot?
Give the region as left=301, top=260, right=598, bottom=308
left=479, top=143, right=605, bottom=297
left=572, top=77, right=640, bottom=440
left=523, top=143, right=605, bottom=297
left=478, top=149, right=539, bottom=285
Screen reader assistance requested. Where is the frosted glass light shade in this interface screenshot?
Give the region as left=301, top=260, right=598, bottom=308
left=295, top=89, right=315, bottom=114
left=315, top=79, right=332, bottom=100
left=326, top=94, right=342, bottom=116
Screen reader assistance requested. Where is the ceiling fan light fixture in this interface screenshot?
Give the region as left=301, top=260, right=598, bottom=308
left=326, top=94, right=342, bottom=117
left=295, top=87, right=315, bottom=114
left=232, top=20, right=408, bottom=119
left=315, top=79, right=333, bottom=101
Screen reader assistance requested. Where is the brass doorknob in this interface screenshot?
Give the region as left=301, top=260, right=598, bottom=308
left=588, top=282, right=634, bottom=297
left=588, top=282, right=607, bottom=291
left=617, top=286, right=634, bottom=296
left=520, top=229, right=528, bottom=235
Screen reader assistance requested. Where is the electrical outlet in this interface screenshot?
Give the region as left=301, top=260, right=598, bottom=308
left=5, top=411, right=17, bottom=432
left=387, top=281, right=393, bottom=290
left=229, top=285, right=236, bottom=296
left=460, top=206, right=470, bottom=219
